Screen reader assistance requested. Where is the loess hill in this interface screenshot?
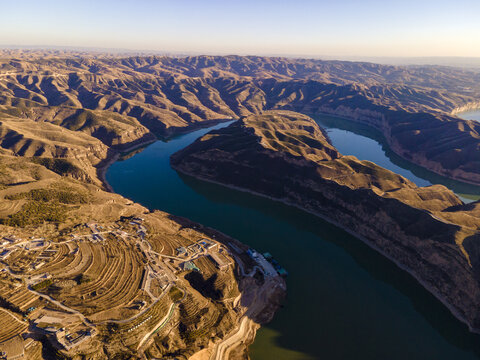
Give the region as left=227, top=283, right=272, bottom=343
left=0, top=50, right=480, bottom=357
left=171, top=110, right=480, bottom=331
left=0, top=94, right=285, bottom=358
left=0, top=51, right=479, bottom=184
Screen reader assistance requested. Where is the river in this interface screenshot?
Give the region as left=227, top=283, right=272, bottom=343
left=106, top=111, right=480, bottom=360
left=460, top=110, right=480, bottom=122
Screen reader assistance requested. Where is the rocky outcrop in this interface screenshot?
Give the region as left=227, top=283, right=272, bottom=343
left=171, top=110, right=480, bottom=331
left=452, top=101, right=480, bottom=115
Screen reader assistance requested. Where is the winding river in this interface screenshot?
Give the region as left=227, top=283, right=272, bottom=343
left=106, top=111, right=480, bottom=360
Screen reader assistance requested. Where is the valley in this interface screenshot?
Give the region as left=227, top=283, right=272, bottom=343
left=1, top=51, right=479, bottom=185
left=108, top=113, right=480, bottom=359
left=171, top=111, right=480, bottom=352
left=0, top=50, right=480, bottom=359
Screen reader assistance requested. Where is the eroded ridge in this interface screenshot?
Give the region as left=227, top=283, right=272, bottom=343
left=171, top=110, right=480, bottom=331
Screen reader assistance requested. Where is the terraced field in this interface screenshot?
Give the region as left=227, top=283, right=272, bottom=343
left=0, top=149, right=280, bottom=359
left=3, top=287, right=40, bottom=312
left=0, top=309, right=27, bottom=342
left=30, top=243, right=71, bottom=274
left=120, top=295, right=172, bottom=347
left=187, top=257, right=240, bottom=301
left=49, top=241, right=93, bottom=278
left=178, top=293, right=225, bottom=344
left=44, top=240, right=144, bottom=317
left=195, top=256, right=219, bottom=277
left=24, top=340, right=43, bottom=360
left=150, top=233, right=194, bottom=256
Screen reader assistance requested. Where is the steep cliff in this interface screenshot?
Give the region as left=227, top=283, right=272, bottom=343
left=171, top=110, right=480, bottom=331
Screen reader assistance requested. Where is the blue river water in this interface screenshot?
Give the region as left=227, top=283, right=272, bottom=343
left=106, top=111, right=480, bottom=359
left=313, top=114, right=480, bottom=203
left=460, top=110, right=480, bottom=122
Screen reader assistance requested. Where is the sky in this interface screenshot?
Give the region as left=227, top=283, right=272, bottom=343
left=1, top=0, right=480, bottom=58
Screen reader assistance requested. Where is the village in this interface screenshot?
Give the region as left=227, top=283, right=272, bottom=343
left=0, top=215, right=286, bottom=359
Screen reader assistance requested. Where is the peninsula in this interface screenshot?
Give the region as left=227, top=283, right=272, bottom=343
left=171, top=110, right=480, bottom=331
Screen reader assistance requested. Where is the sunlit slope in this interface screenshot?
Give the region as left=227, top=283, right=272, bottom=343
left=1, top=53, right=479, bottom=183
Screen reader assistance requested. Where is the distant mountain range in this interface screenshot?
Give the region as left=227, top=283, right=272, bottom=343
left=0, top=51, right=479, bottom=184
left=3, top=47, right=480, bottom=69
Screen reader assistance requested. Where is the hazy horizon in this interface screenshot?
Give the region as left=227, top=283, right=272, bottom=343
left=1, top=0, right=480, bottom=58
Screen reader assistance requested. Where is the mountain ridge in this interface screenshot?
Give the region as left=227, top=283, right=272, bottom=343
left=1, top=52, right=479, bottom=185
left=171, top=110, right=480, bottom=331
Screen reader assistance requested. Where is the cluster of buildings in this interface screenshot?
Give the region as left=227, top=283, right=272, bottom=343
left=1, top=216, right=271, bottom=356
left=59, top=328, right=96, bottom=351
left=176, top=238, right=232, bottom=272
left=0, top=237, right=16, bottom=247
left=0, top=236, right=51, bottom=264
left=176, top=238, right=217, bottom=258
left=31, top=248, right=57, bottom=270
left=129, top=218, right=146, bottom=239
left=34, top=320, right=96, bottom=351
left=0, top=217, right=155, bottom=357
left=24, top=240, right=45, bottom=251
left=141, top=265, right=169, bottom=298
left=174, top=235, right=287, bottom=279
left=73, top=218, right=145, bottom=243
left=0, top=237, right=19, bottom=261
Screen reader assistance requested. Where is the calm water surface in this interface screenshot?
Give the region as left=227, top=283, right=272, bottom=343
left=313, top=114, right=480, bottom=203
left=460, top=109, right=480, bottom=122
left=107, top=112, right=480, bottom=360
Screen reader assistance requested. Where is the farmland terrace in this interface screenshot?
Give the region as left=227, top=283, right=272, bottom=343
left=0, top=51, right=290, bottom=358
left=1, top=50, right=480, bottom=358
left=0, top=205, right=285, bottom=358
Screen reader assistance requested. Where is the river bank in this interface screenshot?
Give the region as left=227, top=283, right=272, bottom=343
left=97, top=118, right=234, bottom=192
left=106, top=115, right=480, bottom=359
left=312, top=106, right=480, bottom=186
left=171, top=164, right=480, bottom=335
left=170, top=111, right=480, bottom=332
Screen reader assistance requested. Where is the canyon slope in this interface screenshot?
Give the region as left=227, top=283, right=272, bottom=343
left=0, top=50, right=479, bottom=357
left=0, top=108, right=285, bottom=359
left=171, top=111, right=480, bottom=331
left=0, top=51, right=479, bottom=184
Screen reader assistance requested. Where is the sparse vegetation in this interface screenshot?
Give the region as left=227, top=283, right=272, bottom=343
left=31, top=158, right=86, bottom=178
left=6, top=185, right=89, bottom=204
left=74, top=274, right=91, bottom=285
left=31, top=279, right=53, bottom=291
left=168, top=286, right=183, bottom=302
left=0, top=201, right=67, bottom=227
